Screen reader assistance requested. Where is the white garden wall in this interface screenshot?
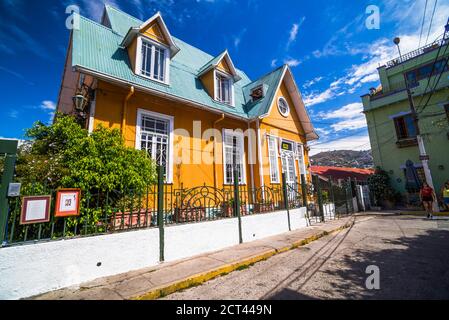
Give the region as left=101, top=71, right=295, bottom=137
left=0, top=228, right=160, bottom=300
left=0, top=208, right=308, bottom=300
left=165, top=218, right=240, bottom=262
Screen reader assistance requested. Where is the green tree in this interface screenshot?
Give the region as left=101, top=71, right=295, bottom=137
left=15, top=115, right=157, bottom=227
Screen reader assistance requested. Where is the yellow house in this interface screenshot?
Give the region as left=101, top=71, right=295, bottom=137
left=57, top=5, right=318, bottom=191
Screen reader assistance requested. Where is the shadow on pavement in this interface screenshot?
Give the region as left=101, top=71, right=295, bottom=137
left=270, top=226, right=449, bottom=300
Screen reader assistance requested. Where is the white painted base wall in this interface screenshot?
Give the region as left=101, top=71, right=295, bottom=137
left=0, top=208, right=308, bottom=300
left=0, top=228, right=160, bottom=300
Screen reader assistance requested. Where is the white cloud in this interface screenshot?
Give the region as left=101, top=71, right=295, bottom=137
left=283, top=57, right=301, bottom=67
left=331, top=115, right=367, bottom=132
left=40, top=100, right=56, bottom=111
left=303, top=88, right=335, bottom=106
left=303, top=76, right=324, bottom=89
left=270, top=59, right=278, bottom=68
left=8, top=110, right=18, bottom=118
left=288, top=24, right=299, bottom=44
left=309, top=134, right=371, bottom=156
left=320, top=102, right=364, bottom=120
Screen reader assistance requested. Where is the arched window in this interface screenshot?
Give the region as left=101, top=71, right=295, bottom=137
left=278, top=97, right=290, bottom=117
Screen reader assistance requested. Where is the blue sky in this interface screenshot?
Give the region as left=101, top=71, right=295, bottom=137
left=1, top=0, right=448, bottom=154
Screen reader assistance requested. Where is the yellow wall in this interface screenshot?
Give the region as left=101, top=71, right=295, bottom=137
left=92, top=76, right=310, bottom=189
left=200, top=69, right=215, bottom=100
left=141, top=21, right=169, bottom=46
left=217, top=59, right=232, bottom=75
left=258, top=80, right=309, bottom=186
left=128, top=39, right=137, bottom=73
left=93, top=81, right=253, bottom=189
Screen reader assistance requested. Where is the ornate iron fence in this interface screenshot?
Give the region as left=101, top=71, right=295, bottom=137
left=2, top=172, right=362, bottom=247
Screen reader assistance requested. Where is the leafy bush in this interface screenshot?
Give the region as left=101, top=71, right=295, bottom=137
left=15, top=114, right=157, bottom=226
left=368, top=167, right=400, bottom=205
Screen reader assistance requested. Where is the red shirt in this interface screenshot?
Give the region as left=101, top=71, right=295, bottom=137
left=421, top=186, right=433, bottom=197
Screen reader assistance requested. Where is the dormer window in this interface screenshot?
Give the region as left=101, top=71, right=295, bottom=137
left=215, top=71, right=234, bottom=106
left=137, top=37, right=169, bottom=84
left=250, top=85, right=265, bottom=102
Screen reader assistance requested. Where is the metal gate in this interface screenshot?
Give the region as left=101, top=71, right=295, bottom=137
left=0, top=139, right=18, bottom=244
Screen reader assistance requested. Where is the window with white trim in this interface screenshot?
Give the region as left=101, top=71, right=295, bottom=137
left=139, top=37, right=168, bottom=83
left=223, top=131, right=245, bottom=184
left=140, top=114, right=170, bottom=179
left=278, top=97, right=290, bottom=117
left=215, top=72, right=233, bottom=105
left=267, top=136, right=280, bottom=183
left=296, top=143, right=307, bottom=175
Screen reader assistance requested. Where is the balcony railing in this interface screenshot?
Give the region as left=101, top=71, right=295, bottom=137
left=385, top=38, right=449, bottom=69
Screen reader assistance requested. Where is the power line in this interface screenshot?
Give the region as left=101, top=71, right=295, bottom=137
left=425, top=0, right=439, bottom=45
left=419, top=0, right=429, bottom=48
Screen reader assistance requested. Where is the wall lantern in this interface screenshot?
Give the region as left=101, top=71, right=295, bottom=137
left=73, top=94, right=88, bottom=111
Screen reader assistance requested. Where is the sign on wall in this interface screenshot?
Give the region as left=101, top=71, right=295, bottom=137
left=281, top=141, right=294, bottom=152
left=55, top=189, right=81, bottom=217
left=20, top=196, right=52, bottom=225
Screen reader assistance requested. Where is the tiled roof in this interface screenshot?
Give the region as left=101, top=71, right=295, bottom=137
left=311, top=166, right=375, bottom=181
left=71, top=5, right=304, bottom=123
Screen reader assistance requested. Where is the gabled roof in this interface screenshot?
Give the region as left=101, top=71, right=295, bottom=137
left=197, top=50, right=241, bottom=82
left=118, top=11, right=180, bottom=58
left=71, top=5, right=318, bottom=141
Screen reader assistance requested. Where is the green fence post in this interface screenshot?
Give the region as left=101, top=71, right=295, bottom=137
left=157, top=165, right=165, bottom=262
left=328, top=177, right=336, bottom=219
left=314, top=175, right=325, bottom=223
left=348, top=178, right=355, bottom=214
left=281, top=172, right=291, bottom=232
left=300, top=174, right=310, bottom=224
left=344, top=180, right=350, bottom=216
left=233, top=137, right=243, bottom=244
left=0, top=140, right=18, bottom=244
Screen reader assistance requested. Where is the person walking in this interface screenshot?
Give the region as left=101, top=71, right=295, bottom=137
left=420, top=182, right=436, bottom=219
left=442, top=181, right=449, bottom=212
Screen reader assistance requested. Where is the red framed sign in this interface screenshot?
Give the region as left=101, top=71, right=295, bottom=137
left=20, top=196, right=52, bottom=225
left=55, top=189, right=81, bottom=217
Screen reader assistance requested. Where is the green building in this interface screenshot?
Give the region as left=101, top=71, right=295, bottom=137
left=362, top=33, right=449, bottom=198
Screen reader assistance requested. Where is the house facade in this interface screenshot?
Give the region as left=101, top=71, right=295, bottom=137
left=57, top=5, right=318, bottom=190
left=361, top=30, right=449, bottom=196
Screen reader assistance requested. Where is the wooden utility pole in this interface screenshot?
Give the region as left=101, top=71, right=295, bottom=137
left=394, top=37, right=439, bottom=212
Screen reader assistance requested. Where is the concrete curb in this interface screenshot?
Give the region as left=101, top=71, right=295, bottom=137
left=133, top=219, right=355, bottom=300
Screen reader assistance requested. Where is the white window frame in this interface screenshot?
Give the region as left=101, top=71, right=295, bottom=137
left=279, top=139, right=298, bottom=184
left=278, top=97, right=290, bottom=117
left=267, top=135, right=280, bottom=184
left=222, top=129, right=247, bottom=185
left=214, top=69, right=235, bottom=107
left=135, top=108, right=174, bottom=184
left=135, top=35, right=171, bottom=85
left=296, top=143, right=307, bottom=176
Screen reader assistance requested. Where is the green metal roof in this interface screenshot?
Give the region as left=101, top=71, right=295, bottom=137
left=71, top=6, right=289, bottom=120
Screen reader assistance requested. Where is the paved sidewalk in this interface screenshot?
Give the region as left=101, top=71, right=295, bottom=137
left=32, top=215, right=361, bottom=300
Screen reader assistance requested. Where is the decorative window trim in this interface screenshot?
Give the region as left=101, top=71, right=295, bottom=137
left=267, top=135, right=280, bottom=184
left=277, top=97, right=290, bottom=117
left=135, top=35, right=171, bottom=85
left=135, top=108, right=174, bottom=184
left=296, top=143, right=307, bottom=176
left=222, top=129, right=247, bottom=185
left=214, top=69, right=235, bottom=107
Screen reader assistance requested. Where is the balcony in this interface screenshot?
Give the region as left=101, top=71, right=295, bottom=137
left=385, top=38, right=449, bottom=69
left=396, top=137, right=418, bottom=148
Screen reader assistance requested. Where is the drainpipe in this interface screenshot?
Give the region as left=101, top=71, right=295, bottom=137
left=213, top=114, right=225, bottom=190
left=121, top=86, right=135, bottom=138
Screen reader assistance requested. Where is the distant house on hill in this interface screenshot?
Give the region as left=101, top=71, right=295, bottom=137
left=311, top=166, right=375, bottom=185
